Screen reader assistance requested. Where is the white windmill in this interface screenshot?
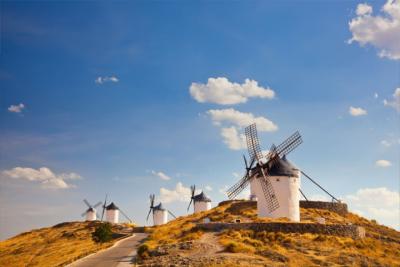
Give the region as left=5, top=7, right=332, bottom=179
left=187, top=185, right=212, bottom=213
left=227, top=123, right=303, bottom=222
left=100, top=195, right=133, bottom=224
left=146, top=194, right=176, bottom=226
left=81, top=199, right=102, bottom=221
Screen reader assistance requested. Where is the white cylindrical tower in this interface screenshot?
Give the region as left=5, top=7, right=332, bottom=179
left=85, top=207, right=96, bottom=221
left=193, top=192, right=212, bottom=213
left=153, top=203, right=168, bottom=226
left=249, top=178, right=258, bottom=201
left=105, top=202, right=119, bottom=223
left=253, top=156, right=301, bottom=222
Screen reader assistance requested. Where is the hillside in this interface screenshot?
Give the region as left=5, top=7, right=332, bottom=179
left=0, top=221, right=133, bottom=267
left=137, top=200, right=400, bottom=266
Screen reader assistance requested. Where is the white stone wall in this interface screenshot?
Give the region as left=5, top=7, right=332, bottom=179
left=106, top=209, right=119, bottom=223
left=153, top=210, right=168, bottom=225
left=194, top=201, right=211, bottom=213
left=86, top=210, right=96, bottom=221
left=253, top=170, right=300, bottom=222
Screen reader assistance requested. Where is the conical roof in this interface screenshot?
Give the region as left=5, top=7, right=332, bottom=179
left=266, top=155, right=299, bottom=177
left=86, top=207, right=95, bottom=212
left=106, top=202, right=119, bottom=210
left=193, top=191, right=211, bottom=202
left=153, top=202, right=166, bottom=211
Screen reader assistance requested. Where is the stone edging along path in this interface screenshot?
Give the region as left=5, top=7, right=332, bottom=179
left=196, top=222, right=365, bottom=239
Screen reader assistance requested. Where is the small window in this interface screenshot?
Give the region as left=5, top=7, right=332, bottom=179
left=276, top=178, right=280, bottom=182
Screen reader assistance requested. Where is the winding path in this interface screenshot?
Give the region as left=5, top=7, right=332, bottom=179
left=68, top=233, right=148, bottom=267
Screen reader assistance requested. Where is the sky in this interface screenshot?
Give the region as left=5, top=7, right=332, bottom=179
left=0, top=0, right=399, bottom=240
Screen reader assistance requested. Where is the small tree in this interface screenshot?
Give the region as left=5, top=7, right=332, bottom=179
left=92, top=222, right=113, bottom=243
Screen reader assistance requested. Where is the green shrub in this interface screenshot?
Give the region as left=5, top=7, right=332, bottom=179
left=92, top=223, right=113, bottom=243
left=137, top=244, right=150, bottom=259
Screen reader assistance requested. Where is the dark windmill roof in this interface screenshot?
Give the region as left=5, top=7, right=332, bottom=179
left=106, top=202, right=119, bottom=210
left=153, top=203, right=166, bottom=211
left=193, top=191, right=212, bottom=202
left=86, top=207, right=95, bottom=212
left=266, top=155, right=299, bottom=177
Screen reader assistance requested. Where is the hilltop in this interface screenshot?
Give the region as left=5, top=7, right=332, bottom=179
left=137, top=200, right=400, bottom=266
left=0, top=221, right=134, bottom=267
left=1, top=200, right=399, bottom=267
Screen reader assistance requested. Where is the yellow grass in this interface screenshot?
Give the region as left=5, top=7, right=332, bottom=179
left=0, top=221, right=129, bottom=267
left=141, top=200, right=400, bottom=266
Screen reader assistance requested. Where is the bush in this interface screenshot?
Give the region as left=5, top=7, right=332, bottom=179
left=137, top=244, right=150, bottom=259
left=92, top=223, right=113, bottom=243
left=224, top=241, right=255, bottom=254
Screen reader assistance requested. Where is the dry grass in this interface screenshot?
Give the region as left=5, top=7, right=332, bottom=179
left=140, top=200, right=400, bottom=266
left=0, top=221, right=130, bottom=267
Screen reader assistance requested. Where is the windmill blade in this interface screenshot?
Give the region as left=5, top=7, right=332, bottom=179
left=243, top=155, right=248, bottom=169
left=119, top=209, right=132, bottom=222
left=81, top=211, right=87, bottom=217
left=245, top=123, right=264, bottom=163
left=276, top=131, right=303, bottom=158
left=226, top=174, right=252, bottom=199
left=187, top=199, right=193, bottom=211
left=167, top=210, right=177, bottom=219
left=93, top=201, right=102, bottom=209
left=83, top=199, right=91, bottom=208
left=101, top=194, right=107, bottom=221
left=146, top=208, right=152, bottom=221
left=258, top=168, right=280, bottom=213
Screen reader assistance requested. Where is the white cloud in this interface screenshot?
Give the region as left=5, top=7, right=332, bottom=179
left=159, top=182, right=191, bottom=203
left=374, top=92, right=379, bottom=99
left=205, top=185, right=213, bottom=191
left=383, top=88, right=400, bottom=112
left=220, top=127, right=247, bottom=150
left=381, top=140, right=391, bottom=147
left=95, top=76, right=119, bottom=84
left=151, top=170, right=171, bottom=181
left=375, top=159, right=392, bottom=167
left=207, top=108, right=278, bottom=131
left=348, top=0, right=400, bottom=60
left=8, top=103, right=25, bottom=113
left=344, top=187, right=399, bottom=229
left=1, top=167, right=81, bottom=189
left=356, top=3, right=373, bottom=16
left=207, top=108, right=278, bottom=150
left=190, top=77, right=275, bottom=105
left=309, top=194, right=330, bottom=201
left=349, top=106, right=367, bottom=116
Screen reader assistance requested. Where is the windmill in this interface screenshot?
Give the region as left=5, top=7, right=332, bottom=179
left=81, top=199, right=102, bottom=221
left=226, top=123, right=303, bottom=221
left=105, top=202, right=133, bottom=224
left=187, top=185, right=212, bottom=213
left=146, top=194, right=176, bottom=226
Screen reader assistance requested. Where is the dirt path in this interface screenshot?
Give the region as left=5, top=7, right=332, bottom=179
left=68, top=233, right=148, bottom=267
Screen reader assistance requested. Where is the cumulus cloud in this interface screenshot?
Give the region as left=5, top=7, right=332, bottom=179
left=1, top=167, right=81, bottom=189
left=381, top=140, right=391, bottom=147
left=8, top=103, right=25, bottom=113
left=190, top=77, right=275, bottom=105
left=207, top=108, right=278, bottom=150
left=151, top=170, right=171, bottom=181
left=344, top=187, right=399, bottom=229
left=383, top=88, right=400, bottom=112
left=348, top=0, right=400, bottom=60
left=205, top=185, right=213, bottom=191
left=159, top=182, right=191, bottom=203
left=95, top=76, right=119, bottom=84
left=375, top=159, right=392, bottom=167
left=349, top=106, right=367, bottom=116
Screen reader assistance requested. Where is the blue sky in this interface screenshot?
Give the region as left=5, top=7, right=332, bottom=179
left=1, top=1, right=399, bottom=240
